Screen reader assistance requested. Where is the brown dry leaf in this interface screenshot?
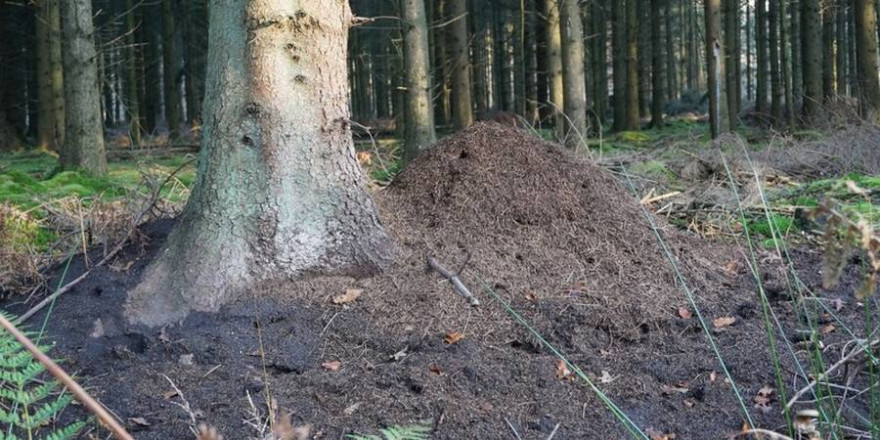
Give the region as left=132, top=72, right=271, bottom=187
left=661, top=383, right=689, bottom=395
left=723, top=260, right=739, bottom=277
left=128, top=417, right=150, bottom=427
left=646, top=427, right=676, bottom=440
left=713, top=316, right=736, bottom=329
left=820, top=324, right=836, bottom=334
left=162, top=390, right=179, bottom=400
left=273, top=412, right=311, bottom=440
left=332, top=288, right=363, bottom=305
left=599, top=370, right=615, bottom=383
left=428, top=363, right=444, bottom=375
left=195, top=424, right=224, bottom=440
left=443, top=332, right=465, bottom=345
left=754, top=385, right=776, bottom=413
left=321, top=360, right=342, bottom=371
left=555, top=359, right=572, bottom=380
left=524, top=291, right=538, bottom=303
left=677, top=307, right=692, bottom=319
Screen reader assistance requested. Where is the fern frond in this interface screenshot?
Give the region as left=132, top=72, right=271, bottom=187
left=42, top=420, right=87, bottom=440
left=346, top=422, right=432, bottom=440
left=22, top=393, right=75, bottom=429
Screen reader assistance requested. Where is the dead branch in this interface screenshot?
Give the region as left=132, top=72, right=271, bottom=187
left=427, top=256, right=480, bottom=306
left=0, top=314, right=135, bottom=440
left=785, top=338, right=880, bottom=411
left=16, top=158, right=196, bottom=324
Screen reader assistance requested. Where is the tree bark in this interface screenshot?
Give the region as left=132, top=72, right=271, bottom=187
left=724, top=0, right=740, bottom=122
left=126, top=0, right=142, bottom=147
left=546, top=0, right=565, bottom=137
left=612, top=0, right=627, bottom=131
left=769, top=0, right=783, bottom=123
left=651, top=0, right=665, bottom=128
left=162, top=0, right=182, bottom=140
left=402, top=0, right=436, bottom=162
left=59, top=0, right=106, bottom=174
left=559, top=0, right=587, bottom=147
left=449, top=0, right=474, bottom=129
left=625, top=0, right=640, bottom=130
left=756, top=0, right=768, bottom=115
left=705, top=0, right=729, bottom=138
left=126, top=0, right=393, bottom=326
left=855, top=0, right=880, bottom=122
left=823, top=0, right=837, bottom=99
left=802, top=0, right=824, bottom=119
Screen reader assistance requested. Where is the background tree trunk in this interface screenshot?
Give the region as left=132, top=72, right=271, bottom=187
left=126, top=0, right=142, bottom=147
left=802, top=0, right=824, bottom=119
left=126, top=0, right=393, bottom=327
left=624, top=0, right=641, bottom=130
left=770, top=0, right=783, bottom=123
left=855, top=0, right=880, bottom=122
left=612, top=0, right=627, bottom=131
left=402, top=0, right=436, bottom=162
left=756, top=0, right=768, bottom=115
left=546, top=0, right=565, bottom=138
left=706, top=0, right=729, bottom=138
left=651, top=0, right=665, bottom=128
left=35, top=0, right=54, bottom=150
left=59, top=0, right=106, bottom=174
left=559, top=0, right=587, bottom=147
left=449, top=0, right=473, bottom=130
left=162, top=0, right=182, bottom=140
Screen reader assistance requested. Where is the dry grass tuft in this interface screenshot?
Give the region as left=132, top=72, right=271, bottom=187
left=0, top=203, right=46, bottom=295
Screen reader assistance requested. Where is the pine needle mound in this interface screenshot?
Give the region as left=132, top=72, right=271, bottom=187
left=377, top=123, right=727, bottom=338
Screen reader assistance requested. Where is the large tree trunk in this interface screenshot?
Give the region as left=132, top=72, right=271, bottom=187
left=449, top=0, right=473, bottom=130
left=35, top=0, right=54, bottom=150
left=802, top=0, right=824, bottom=119
left=59, top=0, right=106, bottom=174
left=546, top=0, right=565, bottom=138
left=126, top=0, right=393, bottom=327
left=559, top=0, right=587, bottom=147
left=402, top=0, right=436, bottom=162
left=855, top=0, right=880, bottom=122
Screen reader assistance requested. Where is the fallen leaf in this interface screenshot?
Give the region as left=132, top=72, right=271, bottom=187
left=332, top=288, right=363, bottom=305
left=390, top=348, right=408, bottom=361
left=90, top=319, right=105, bottom=338
left=555, top=359, right=572, bottom=380
left=821, top=324, right=836, bottom=334
left=195, top=424, right=223, bottom=440
left=428, top=363, right=444, bottom=375
left=754, top=385, right=776, bottom=412
left=162, top=390, right=179, bottom=400
left=677, top=307, right=692, bottom=319
left=713, top=316, right=737, bottom=329
left=273, top=412, right=311, bottom=440
left=599, top=370, right=615, bottom=383
left=646, top=426, right=676, bottom=440
left=524, top=291, right=538, bottom=303
left=178, top=354, right=195, bottom=366
left=343, top=402, right=362, bottom=416
left=128, top=417, right=150, bottom=427
left=443, top=332, right=465, bottom=345
left=321, top=360, right=342, bottom=371
left=723, top=260, right=739, bottom=277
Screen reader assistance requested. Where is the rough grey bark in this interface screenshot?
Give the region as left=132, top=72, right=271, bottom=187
left=802, top=0, right=824, bottom=118
left=855, top=0, right=880, bottom=122
left=126, top=0, right=142, bottom=147
left=126, top=0, right=393, bottom=326
left=706, top=0, right=729, bottom=138
left=449, top=0, right=473, bottom=129
left=559, top=0, right=588, bottom=147
left=651, top=0, right=664, bottom=128
left=402, top=0, right=436, bottom=162
left=59, top=0, right=106, bottom=174
left=546, top=0, right=565, bottom=138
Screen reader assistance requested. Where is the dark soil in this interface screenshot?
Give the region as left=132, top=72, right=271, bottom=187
left=4, top=123, right=877, bottom=439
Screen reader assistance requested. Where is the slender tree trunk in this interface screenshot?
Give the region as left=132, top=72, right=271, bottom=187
left=612, top=0, right=627, bottom=131
left=126, top=0, right=392, bottom=327
left=781, top=0, right=795, bottom=127
left=593, top=0, right=608, bottom=124
left=792, top=0, right=803, bottom=110
left=802, top=0, right=824, bottom=119
left=651, top=0, right=665, bottom=127
left=162, top=0, right=182, bottom=140
left=664, top=0, right=677, bottom=102
left=402, top=0, right=436, bottom=161
left=637, top=0, right=650, bottom=118
left=855, top=0, right=880, bottom=122
left=770, top=0, right=783, bottom=123
left=142, top=4, right=161, bottom=134
left=59, top=0, right=106, bottom=174
left=559, top=0, right=587, bottom=147
left=126, top=0, right=142, bottom=147
left=746, top=3, right=753, bottom=102
left=525, top=0, right=539, bottom=125
left=625, top=0, right=640, bottom=130
left=724, top=0, right=740, bottom=122
left=449, top=0, right=473, bottom=129
left=823, top=0, right=837, bottom=99
left=836, top=1, right=848, bottom=96
left=433, top=0, right=451, bottom=126
left=35, top=0, right=54, bottom=150
left=706, top=0, right=729, bottom=138
left=756, top=0, right=768, bottom=115
left=546, top=0, right=565, bottom=137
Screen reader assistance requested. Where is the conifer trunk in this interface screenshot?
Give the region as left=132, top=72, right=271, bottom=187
left=855, top=0, right=880, bottom=122
left=449, top=0, right=473, bottom=129
left=559, top=0, right=587, bottom=147
left=402, top=0, right=436, bottom=161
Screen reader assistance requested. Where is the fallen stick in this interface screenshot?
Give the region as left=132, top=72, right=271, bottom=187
left=427, top=256, right=480, bottom=306
left=784, top=338, right=880, bottom=411
left=0, top=314, right=135, bottom=440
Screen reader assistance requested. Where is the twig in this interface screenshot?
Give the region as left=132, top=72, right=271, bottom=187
left=504, top=417, right=523, bottom=440
left=733, top=429, right=795, bottom=440
left=15, top=158, right=197, bottom=324
left=785, top=338, right=880, bottom=410
left=0, top=314, right=135, bottom=440
left=427, top=256, right=480, bottom=306
left=546, top=423, right=561, bottom=440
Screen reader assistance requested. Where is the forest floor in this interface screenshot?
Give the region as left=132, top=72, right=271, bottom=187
left=2, top=120, right=880, bottom=439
